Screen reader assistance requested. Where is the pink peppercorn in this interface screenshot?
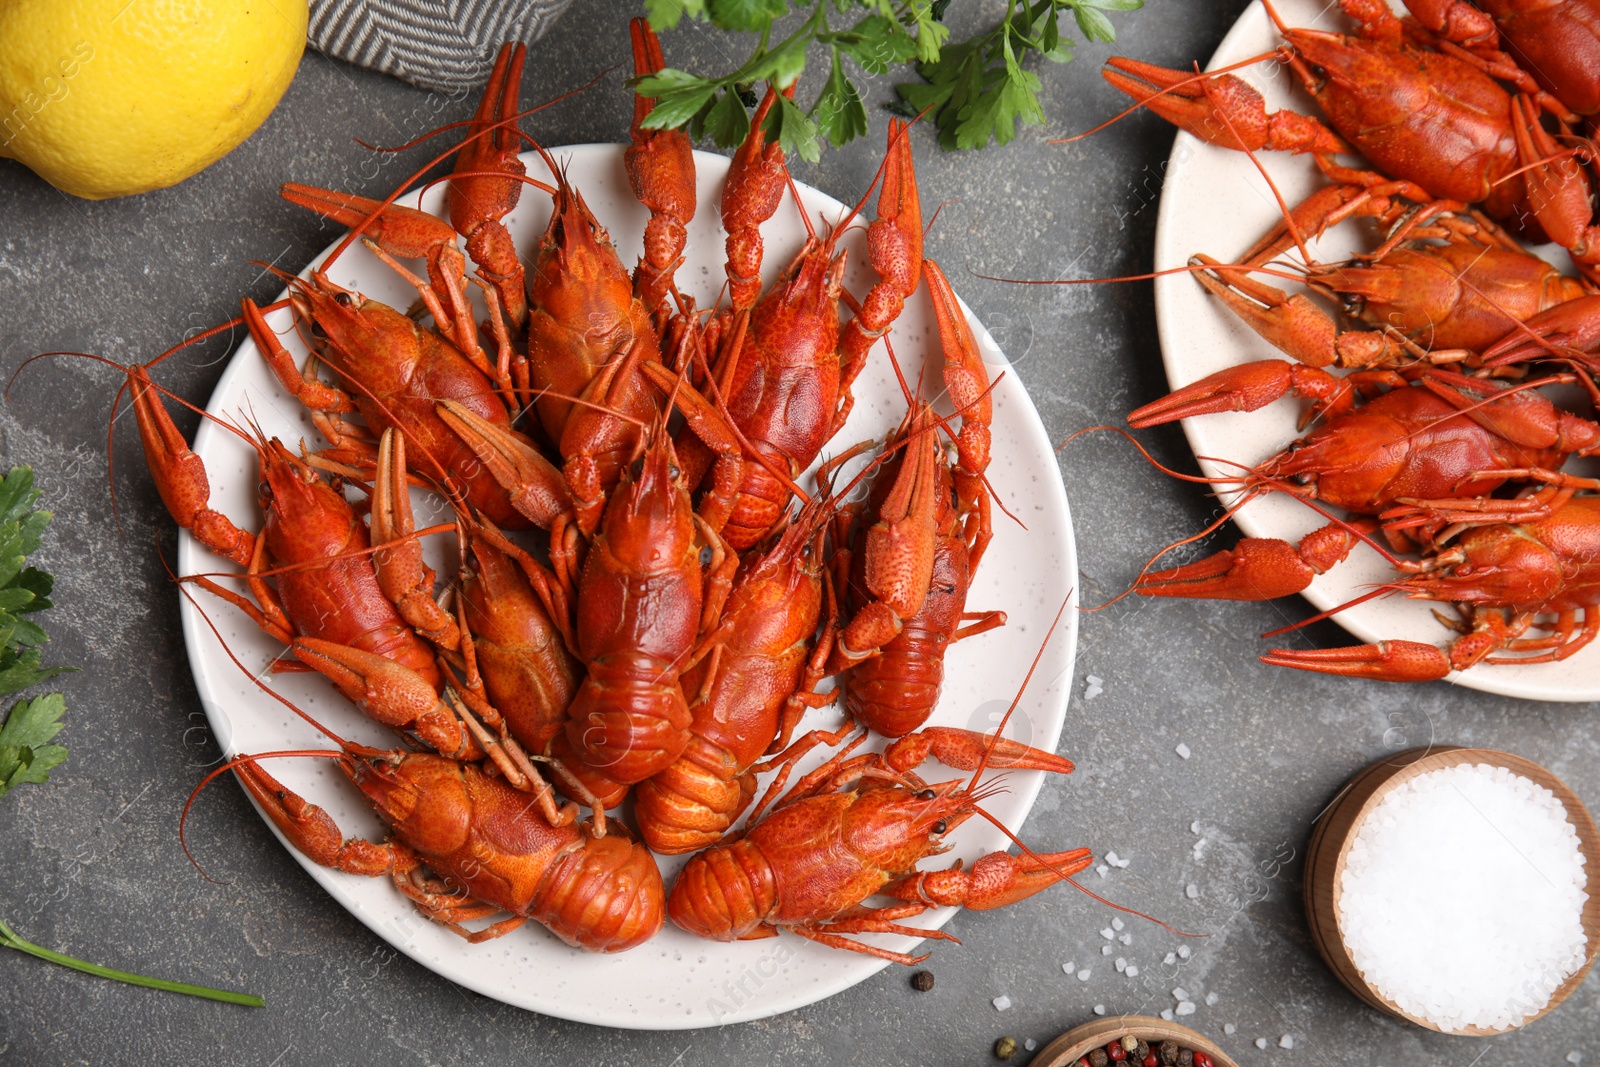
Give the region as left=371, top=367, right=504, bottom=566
left=1107, top=1041, right=1127, bottom=1062
left=1142, top=1055, right=1158, bottom=1067
left=1192, top=1054, right=1213, bottom=1067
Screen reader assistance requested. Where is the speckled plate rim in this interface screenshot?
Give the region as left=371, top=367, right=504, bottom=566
left=1151, top=0, right=1600, bottom=701
left=175, top=144, right=1079, bottom=1029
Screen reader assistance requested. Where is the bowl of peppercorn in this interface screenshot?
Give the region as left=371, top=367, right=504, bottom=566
left=1028, top=1015, right=1238, bottom=1067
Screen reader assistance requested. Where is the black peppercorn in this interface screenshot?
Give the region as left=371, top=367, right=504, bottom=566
left=910, top=970, right=934, bottom=992
left=1089, top=1049, right=1110, bottom=1067
left=1175, top=1050, right=1193, bottom=1067
left=1134, top=1040, right=1151, bottom=1061
left=1159, top=1040, right=1179, bottom=1066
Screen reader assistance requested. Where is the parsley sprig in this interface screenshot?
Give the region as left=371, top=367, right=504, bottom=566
left=637, top=0, right=1142, bottom=158
left=0, top=465, right=262, bottom=1007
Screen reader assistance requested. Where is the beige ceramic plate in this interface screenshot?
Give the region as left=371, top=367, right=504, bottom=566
left=1151, top=0, right=1600, bottom=700
left=176, top=144, right=1079, bottom=1028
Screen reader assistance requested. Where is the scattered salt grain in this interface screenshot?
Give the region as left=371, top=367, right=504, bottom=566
left=1223, top=1024, right=1236, bottom=1036
left=1084, top=675, right=1104, bottom=700
left=1337, top=762, right=1589, bottom=1033
left=1172, top=987, right=1190, bottom=1001
left=1565, top=1053, right=1582, bottom=1065
left=1190, top=820, right=1201, bottom=835
left=1077, top=969, right=1091, bottom=981
left=1105, top=852, right=1131, bottom=869
left=1254, top=1038, right=1268, bottom=1050
left=1062, top=962, right=1074, bottom=975
left=1025, top=1039, right=1037, bottom=1052
left=1163, top=952, right=1176, bottom=965
left=1101, top=945, right=1112, bottom=956
left=1185, top=883, right=1200, bottom=899
left=1112, top=918, right=1125, bottom=931
left=1279, top=1035, right=1294, bottom=1050
left=1101, top=927, right=1116, bottom=940
left=1160, top=1009, right=1174, bottom=1021
left=1175, top=742, right=1191, bottom=760
left=1094, top=1005, right=1107, bottom=1016
left=1178, top=946, right=1192, bottom=960
left=992, top=995, right=1012, bottom=1012
left=1192, top=837, right=1209, bottom=862
left=1096, top=865, right=1109, bottom=878
left=1115, top=958, right=1127, bottom=973
left=1118, top=933, right=1132, bottom=945
left=1205, top=992, right=1219, bottom=1006
left=1175, top=1001, right=1196, bottom=1017
left=1125, top=965, right=1139, bottom=977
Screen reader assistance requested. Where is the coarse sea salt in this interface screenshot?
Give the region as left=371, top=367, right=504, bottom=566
left=1337, top=762, right=1589, bottom=1034
left=992, top=995, right=1012, bottom=1012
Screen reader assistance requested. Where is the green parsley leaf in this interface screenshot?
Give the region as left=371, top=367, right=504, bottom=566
left=0, top=692, right=67, bottom=797
left=813, top=48, right=868, bottom=147
left=639, top=0, right=1141, bottom=153
left=708, top=0, right=789, bottom=34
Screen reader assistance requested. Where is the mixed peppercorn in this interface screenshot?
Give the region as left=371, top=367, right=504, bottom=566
left=1078, top=1034, right=1214, bottom=1067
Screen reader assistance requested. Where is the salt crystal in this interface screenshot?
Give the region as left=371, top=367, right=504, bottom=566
left=1106, top=851, right=1124, bottom=868
left=1255, top=1038, right=1268, bottom=1050
left=1025, top=1040, right=1037, bottom=1052
left=1086, top=674, right=1103, bottom=687
left=1112, top=917, right=1125, bottom=931
left=1163, top=952, right=1176, bottom=965
left=1096, top=865, right=1109, bottom=878
left=1125, top=965, right=1139, bottom=977
left=1101, top=945, right=1112, bottom=956
left=992, top=995, right=1012, bottom=1011
left=1192, top=837, right=1209, bottom=862
left=1224, top=1024, right=1236, bottom=1036
left=1205, top=992, right=1219, bottom=1006
left=1172, top=986, right=1190, bottom=1001
left=1176, top=1001, right=1196, bottom=1016
left=1160, top=1009, right=1174, bottom=1021
left=1115, top=958, right=1127, bottom=973
left=1084, top=675, right=1104, bottom=700
left=1175, top=742, right=1191, bottom=760
left=1101, top=927, right=1115, bottom=940
left=1178, top=946, right=1192, bottom=960
left=1094, top=1005, right=1106, bottom=1016
left=1062, top=962, right=1074, bottom=974
left=1190, top=820, right=1201, bottom=834
left=1337, top=762, right=1588, bottom=1033
left=1077, top=969, right=1091, bottom=981
left=1279, top=1035, right=1294, bottom=1050
left=1118, top=933, right=1132, bottom=945
left=1185, top=883, right=1199, bottom=899
left=1565, top=1054, right=1582, bottom=1065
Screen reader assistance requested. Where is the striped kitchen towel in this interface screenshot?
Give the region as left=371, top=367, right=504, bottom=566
left=309, top=0, right=576, bottom=93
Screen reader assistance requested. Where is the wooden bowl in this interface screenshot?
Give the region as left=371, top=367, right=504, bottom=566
left=1029, top=1015, right=1239, bottom=1067
left=1304, top=746, right=1600, bottom=1035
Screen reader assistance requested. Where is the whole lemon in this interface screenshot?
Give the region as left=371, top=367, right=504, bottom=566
left=0, top=0, right=308, bottom=199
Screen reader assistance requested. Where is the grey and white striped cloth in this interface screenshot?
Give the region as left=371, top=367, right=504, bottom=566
left=309, top=0, right=576, bottom=93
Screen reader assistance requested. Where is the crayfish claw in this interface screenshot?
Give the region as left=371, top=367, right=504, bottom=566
left=1259, top=640, right=1452, bottom=681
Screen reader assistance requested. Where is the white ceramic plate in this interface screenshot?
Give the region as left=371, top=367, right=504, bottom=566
left=1152, top=1, right=1600, bottom=701
left=177, top=145, right=1079, bottom=1027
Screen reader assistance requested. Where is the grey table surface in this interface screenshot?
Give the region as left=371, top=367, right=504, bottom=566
left=2, top=2, right=1597, bottom=1064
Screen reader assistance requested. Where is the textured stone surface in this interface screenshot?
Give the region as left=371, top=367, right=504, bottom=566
left=1, top=1, right=1596, bottom=1063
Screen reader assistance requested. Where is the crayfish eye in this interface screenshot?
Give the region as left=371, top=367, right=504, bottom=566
left=310, top=321, right=327, bottom=339
left=669, top=464, right=681, bottom=480
left=367, top=757, right=387, bottom=770
left=915, top=788, right=937, bottom=801
left=931, top=820, right=948, bottom=835
left=698, top=545, right=713, bottom=567
left=257, top=480, right=272, bottom=501
left=334, top=292, right=353, bottom=307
